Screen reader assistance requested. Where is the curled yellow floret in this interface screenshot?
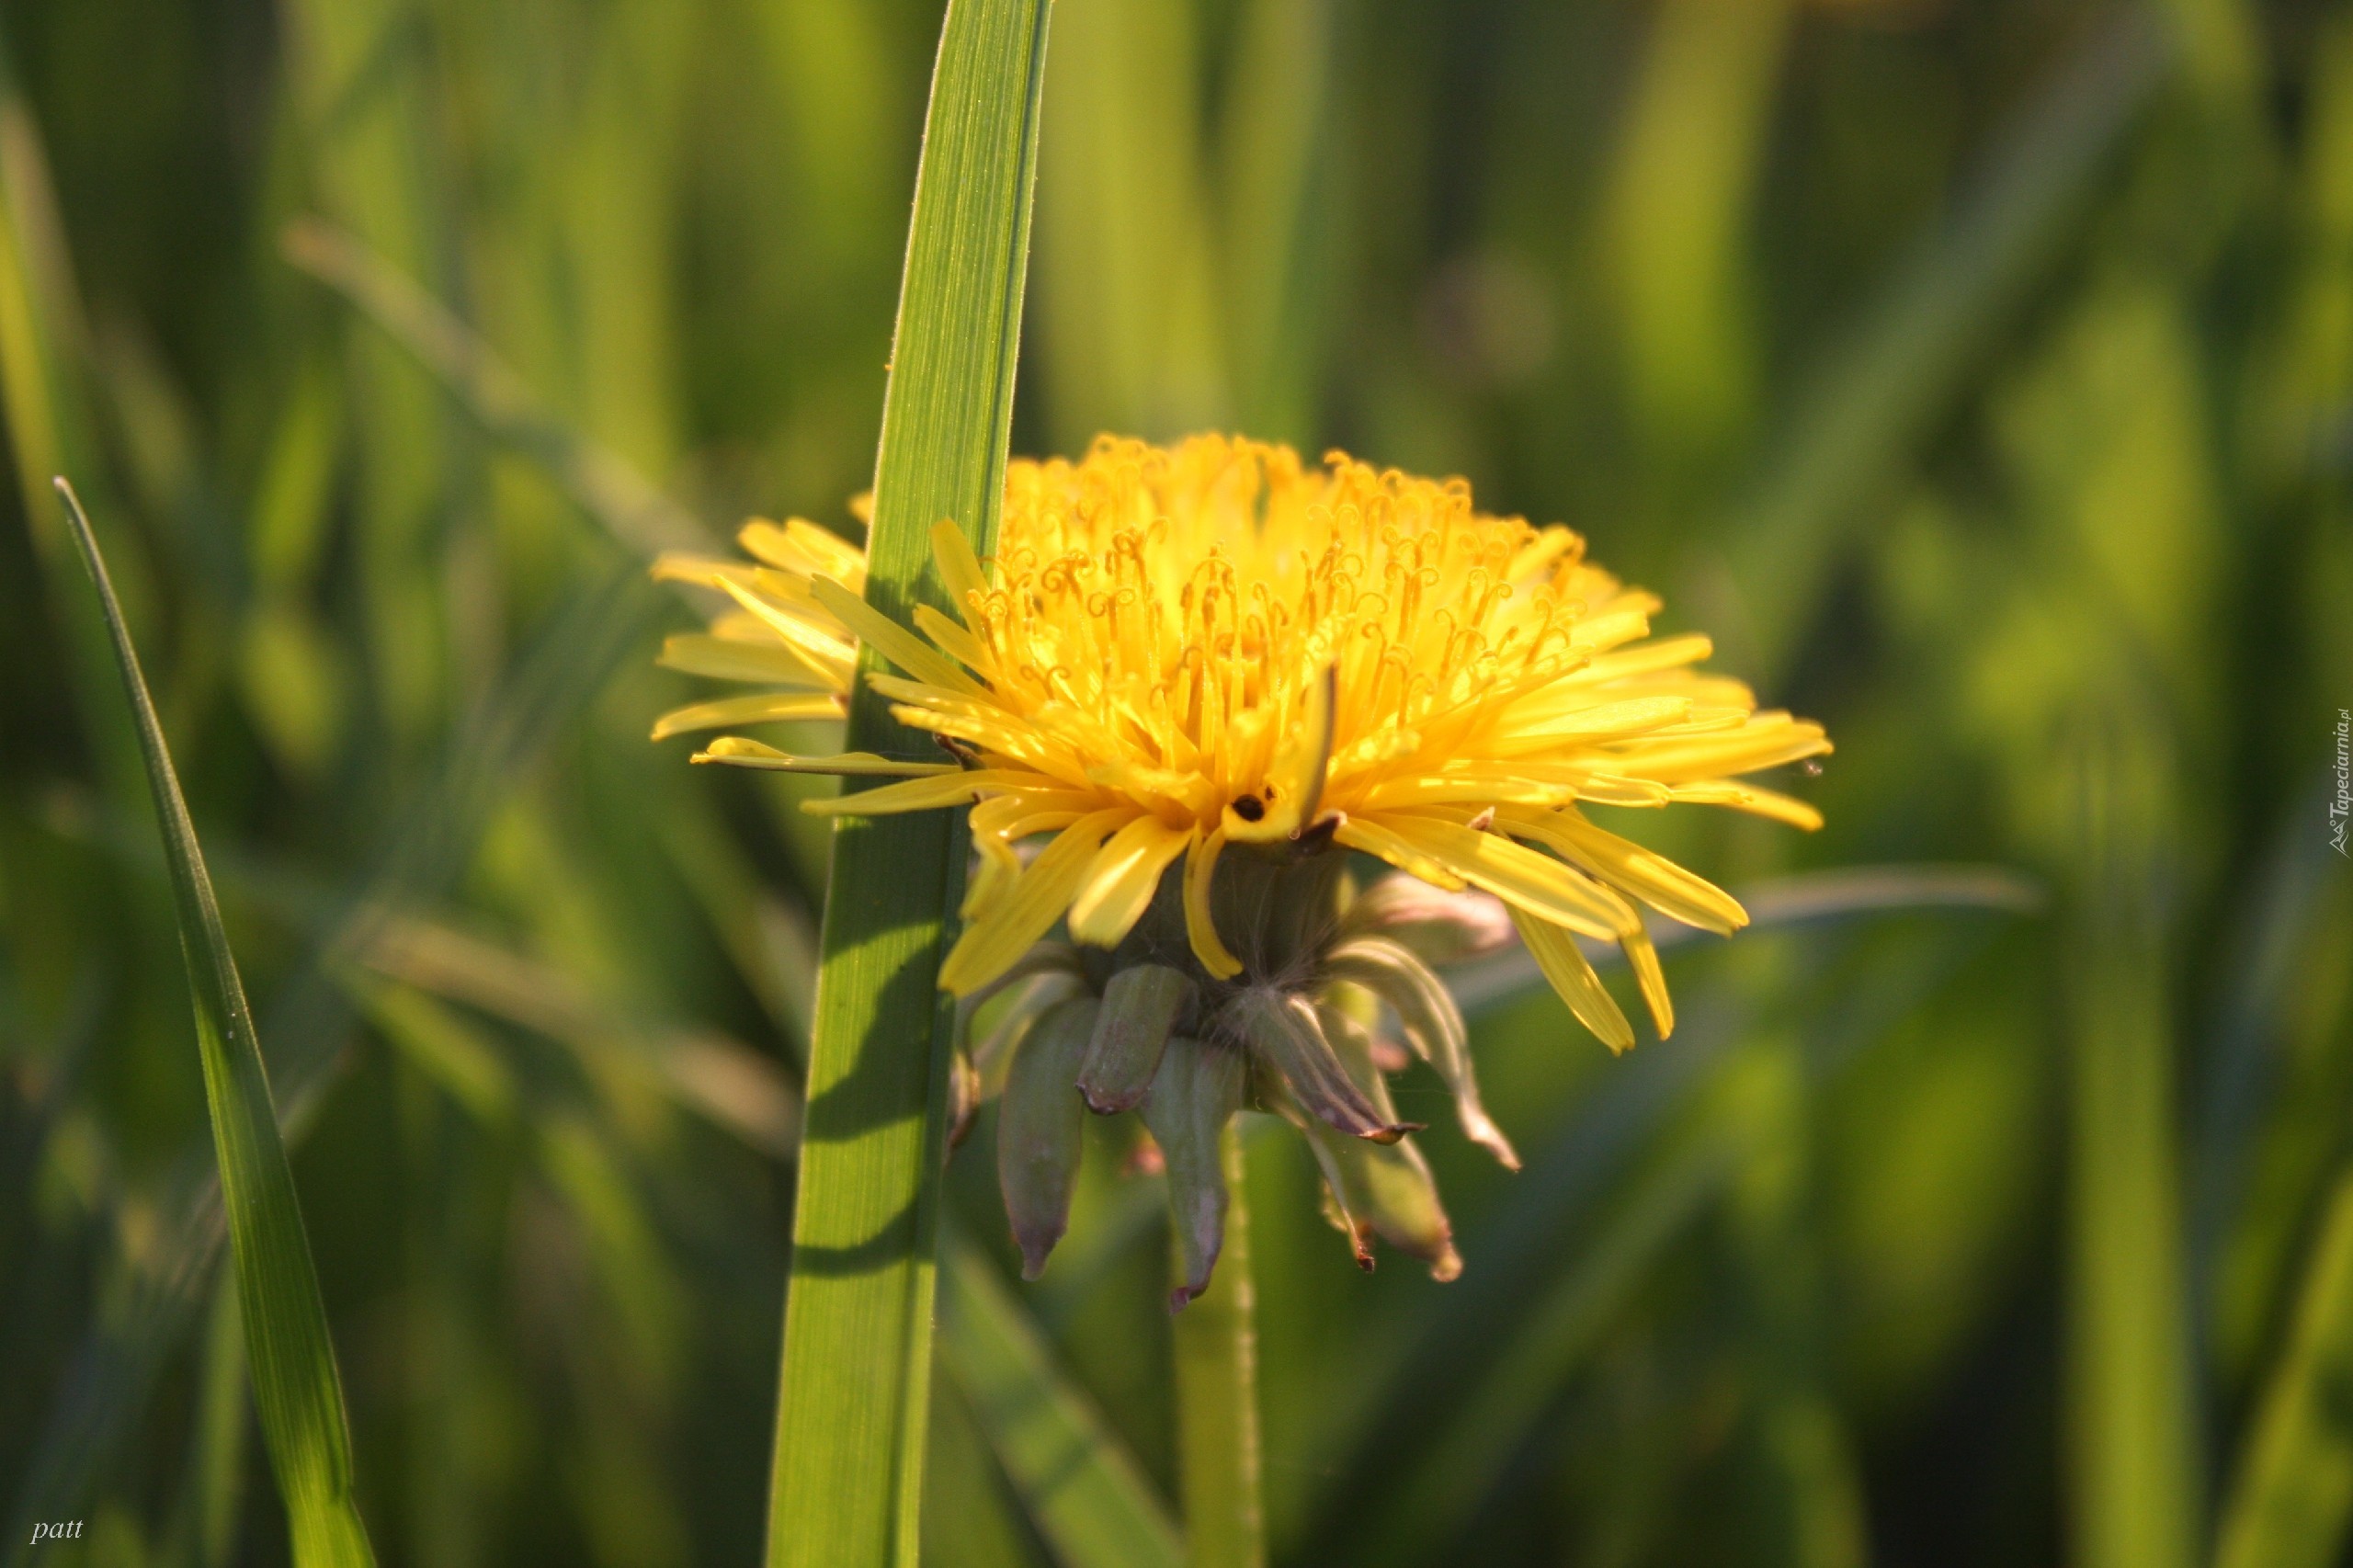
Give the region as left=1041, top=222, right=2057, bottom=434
left=654, top=433, right=1830, bottom=1042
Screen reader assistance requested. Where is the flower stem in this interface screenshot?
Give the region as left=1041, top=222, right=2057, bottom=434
left=1170, top=1124, right=1266, bottom=1568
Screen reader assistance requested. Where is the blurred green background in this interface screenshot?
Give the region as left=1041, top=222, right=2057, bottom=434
left=2, top=0, right=2349, bottom=1564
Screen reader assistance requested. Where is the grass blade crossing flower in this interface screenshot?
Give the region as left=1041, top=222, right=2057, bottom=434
left=745, top=2, right=1053, bottom=1564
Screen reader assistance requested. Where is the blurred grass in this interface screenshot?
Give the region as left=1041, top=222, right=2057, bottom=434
left=3, top=0, right=2349, bottom=1564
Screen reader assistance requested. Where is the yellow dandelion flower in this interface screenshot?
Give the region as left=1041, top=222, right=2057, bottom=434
left=655, top=432, right=1828, bottom=1050
left=660, top=433, right=1832, bottom=1290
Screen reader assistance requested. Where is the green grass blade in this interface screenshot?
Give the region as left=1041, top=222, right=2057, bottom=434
left=52, top=479, right=376, bottom=1568
left=1168, top=1126, right=1265, bottom=1568
left=5, top=562, right=659, bottom=1558
left=1725, top=8, right=2168, bottom=678
left=764, top=2, right=1050, bottom=1562
left=940, top=1233, right=1185, bottom=1568
left=2062, top=720, right=2200, bottom=1568
left=1604, top=0, right=1790, bottom=470
left=2214, top=1159, right=2353, bottom=1568
left=278, top=0, right=452, bottom=743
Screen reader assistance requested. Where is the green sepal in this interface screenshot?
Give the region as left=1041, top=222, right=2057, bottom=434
left=1140, top=1039, right=1247, bottom=1307
left=1222, top=985, right=1408, bottom=1143
left=996, top=995, right=1100, bottom=1278
left=1324, top=936, right=1518, bottom=1170
left=971, top=968, right=1090, bottom=1104
left=1079, top=962, right=1196, bottom=1113
left=1270, top=1002, right=1461, bottom=1281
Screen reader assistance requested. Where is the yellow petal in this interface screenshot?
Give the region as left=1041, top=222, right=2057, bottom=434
left=739, top=516, right=867, bottom=589
left=1333, top=815, right=1469, bottom=892
left=1506, top=526, right=1581, bottom=583
left=650, top=692, right=846, bottom=741
left=803, top=765, right=1074, bottom=814
left=1224, top=665, right=1334, bottom=843
left=962, top=851, right=1015, bottom=919
left=1503, top=808, right=1747, bottom=935
left=1495, top=695, right=1692, bottom=744
left=1564, top=607, right=1651, bottom=655
left=796, top=772, right=1016, bottom=815
left=1568, top=773, right=1676, bottom=807
left=913, top=604, right=992, bottom=676
left=715, top=577, right=858, bottom=683
left=939, top=810, right=1130, bottom=995
left=1669, top=780, right=1824, bottom=831
left=693, top=737, right=954, bottom=777
left=1620, top=924, right=1673, bottom=1038
left=1612, top=713, right=1831, bottom=784
left=973, top=807, right=1091, bottom=854
left=808, top=575, right=982, bottom=696
left=1066, top=818, right=1192, bottom=948
left=1508, top=907, right=1634, bottom=1052
left=1554, top=632, right=1712, bottom=687
left=1357, top=771, right=1583, bottom=812
left=658, top=633, right=843, bottom=690
left=1086, top=759, right=1224, bottom=819
left=1183, top=829, right=1245, bottom=979
left=929, top=518, right=991, bottom=615
left=1362, top=812, right=1636, bottom=940
left=650, top=551, right=757, bottom=590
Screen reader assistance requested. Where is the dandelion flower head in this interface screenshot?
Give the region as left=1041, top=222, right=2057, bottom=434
left=655, top=432, right=1828, bottom=1051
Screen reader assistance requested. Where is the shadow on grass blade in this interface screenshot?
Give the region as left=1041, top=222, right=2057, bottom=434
left=51, top=479, right=376, bottom=1568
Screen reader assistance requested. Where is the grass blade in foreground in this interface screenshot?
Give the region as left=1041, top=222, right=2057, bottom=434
left=764, top=2, right=1051, bottom=1563
left=53, top=479, right=375, bottom=1568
